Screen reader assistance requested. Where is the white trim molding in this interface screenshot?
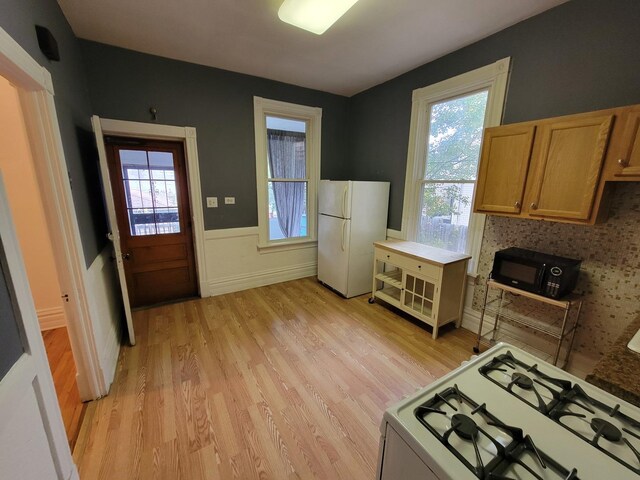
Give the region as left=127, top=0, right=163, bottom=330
left=38, top=307, right=66, bottom=331
left=0, top=24, right=106, bottom=402
left=209, top=261, right=317, bottom=296
left=253, top=97, right=322, bottom=250
left=204, top=226, right=259, bottom=240
left=401, top=57, right=510, bottom=275
left=95, top=118, right=208, bottom=299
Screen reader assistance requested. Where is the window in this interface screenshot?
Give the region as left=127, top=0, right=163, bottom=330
left=254, top=97, right=321, bottom=249
left=402, top=58, right=510, bottom=274
left=119, top=149, right=180, bottom=236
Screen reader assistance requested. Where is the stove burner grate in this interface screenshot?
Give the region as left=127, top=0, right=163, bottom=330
left=414, top=384, right=579, bottom=479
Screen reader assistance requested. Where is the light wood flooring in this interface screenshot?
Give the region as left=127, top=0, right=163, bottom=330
left=74, top=277, right=476, bottom=479
left=42, top=326, right=86, bottom=450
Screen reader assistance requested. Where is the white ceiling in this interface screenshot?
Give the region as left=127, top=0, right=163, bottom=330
left=57, top=0, right=567, bottom=97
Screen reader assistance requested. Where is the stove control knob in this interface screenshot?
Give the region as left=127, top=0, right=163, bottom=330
left=550, top=266, right=563, bottom=277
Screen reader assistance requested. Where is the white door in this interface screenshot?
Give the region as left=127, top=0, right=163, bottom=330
left=319, top=180, right=352, bottom=218
left=91, top=116, right=136, bottom=345
left=318, top=214, right=351, bottom=295
left=0, top=177, right=78, bottom=480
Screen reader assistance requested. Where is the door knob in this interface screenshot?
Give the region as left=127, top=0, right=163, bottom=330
left=122, top=252, right=131, bottom=260
left=530, top=202, right=538, bottom=210
left=618, top=158, right=629, bottom=167
left=514, top=201, right=521, bottom=208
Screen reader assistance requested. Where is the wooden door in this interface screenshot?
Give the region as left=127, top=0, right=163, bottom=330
left=612, top=108, right=640, bottom=178
left=106, top=138, right=198, bottom=308
left=474, top=124, right=536, bottom=214
left=526, top=114, right=613, bottom=221
left=0, top=178, right=78, bottom=480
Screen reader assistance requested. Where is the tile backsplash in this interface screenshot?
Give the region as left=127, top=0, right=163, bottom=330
left=472, top=182, right=640, bottom=359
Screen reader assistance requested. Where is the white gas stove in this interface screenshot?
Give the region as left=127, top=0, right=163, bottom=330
left=376, top=343, right=640, bottom=480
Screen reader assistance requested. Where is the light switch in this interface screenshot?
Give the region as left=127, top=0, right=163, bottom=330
left=224, top=196, right=235, bottom=205
left=206, top=196, right=218, bottom=208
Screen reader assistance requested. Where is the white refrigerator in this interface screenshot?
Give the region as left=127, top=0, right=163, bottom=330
left=318, top=180, right=390, bottom=298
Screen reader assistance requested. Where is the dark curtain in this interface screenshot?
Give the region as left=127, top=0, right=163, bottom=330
left=267, top=129, right=306, bottom=238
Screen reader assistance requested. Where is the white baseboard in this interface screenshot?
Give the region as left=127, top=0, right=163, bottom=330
left=208, top=261, right=317, bottom=296
left=38, top=306, right=66, bottom=331
left=460, top=307, right=599, bottom=379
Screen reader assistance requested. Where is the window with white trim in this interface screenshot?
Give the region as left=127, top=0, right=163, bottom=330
left=254, top=97, right=321, bottom=249
left=401, top=58, right=510, bottom=274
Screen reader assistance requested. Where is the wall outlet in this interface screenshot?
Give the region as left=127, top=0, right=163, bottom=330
left=224, top=196, right=235, bottom=205
left=206, top=196, right=218, bottom=208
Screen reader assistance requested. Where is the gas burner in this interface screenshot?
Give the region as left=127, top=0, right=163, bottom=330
left=512, top=372, right=534, bottom=390
left=550, top=385, right=640, bottom=475
left=451, top=414, right=479, bottom=440
left=480, top=351, right=565, bottom=414
left=413, top=384, right=579, bottom=479
left=591, top=418, right=622, bottom=443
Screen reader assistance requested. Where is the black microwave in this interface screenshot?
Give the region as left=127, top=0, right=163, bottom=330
left=491, top=247, right=581, bottom=299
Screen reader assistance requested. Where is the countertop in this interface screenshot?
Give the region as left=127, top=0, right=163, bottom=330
left=586, top=315, right=640, bottom=407
left=374, top=240, right=471, bottom=266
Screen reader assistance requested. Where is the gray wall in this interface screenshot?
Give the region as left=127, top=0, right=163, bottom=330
left=80, top=41, right=351, bottom=230
left=0, top=0, right=107, bottom=266
left=0, top=243, right=25, bottom=381
left=348, top=0, right=640, bottom=230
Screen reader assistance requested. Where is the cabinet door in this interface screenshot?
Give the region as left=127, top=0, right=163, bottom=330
left=474, top=124, right=535, bottom=214
left=612, top=109, right=640, bottom=178
left=527, top=114, right=613, bottom=221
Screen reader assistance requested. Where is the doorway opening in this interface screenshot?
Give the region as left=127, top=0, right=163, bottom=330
left=104, top=137, right=198, bottom=308
left=0, top=75, right=85, bottom=448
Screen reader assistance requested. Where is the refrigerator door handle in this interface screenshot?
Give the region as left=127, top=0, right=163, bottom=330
left=341, top=219, right=347, bottom=251
left=342, top=186, right=348, bottom=218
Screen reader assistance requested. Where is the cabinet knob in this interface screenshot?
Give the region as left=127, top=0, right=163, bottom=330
left=618, top=158, right=629, bottom=167
left=530, top=202, right=538, bottom=210
left=514, top=201, right=521, bottom=208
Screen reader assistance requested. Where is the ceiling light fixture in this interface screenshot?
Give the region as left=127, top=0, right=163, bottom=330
left=278, top=0, right=360, bottom=35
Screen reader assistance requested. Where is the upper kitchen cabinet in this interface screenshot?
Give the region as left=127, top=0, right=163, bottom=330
left=604, top=106, right=640, bottom=180
left=472, top=105, right=640, bottom=224
left=474, top=124, right=535, bottom=214
left=525, top=113, right=613, bottom=221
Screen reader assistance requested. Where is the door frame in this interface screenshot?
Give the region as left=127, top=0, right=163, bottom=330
left=0, top=27, right=105, bottom=400
left=93, top=117, right=208, bottom=302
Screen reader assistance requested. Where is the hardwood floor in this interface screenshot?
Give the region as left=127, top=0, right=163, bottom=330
left=74, top=277, right=476, bottom=479
left=42, top=326, right=86, bottom=450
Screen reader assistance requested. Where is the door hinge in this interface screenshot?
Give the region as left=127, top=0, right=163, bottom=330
left=61, top=294, right=70, bottom=302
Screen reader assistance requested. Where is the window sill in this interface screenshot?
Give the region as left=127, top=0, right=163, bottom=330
left=257, top=239, right=317, bottom=254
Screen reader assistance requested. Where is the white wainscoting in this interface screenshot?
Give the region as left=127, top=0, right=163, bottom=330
left=204, top=227, right=318, bottom=296
left=37, top=306, right=66, bottom=331
left=86, top=246, right=122, bottom=390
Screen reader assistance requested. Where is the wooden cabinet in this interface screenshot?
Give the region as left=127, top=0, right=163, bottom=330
left=605, top=107, right=640, bottom=180
left=474, top=124, right=535, bottom=214
left=525, top=114, right=613, bottom=221
left=370, top=241, right=470, bottom=339
left=472, top=105, right=640, bottom=224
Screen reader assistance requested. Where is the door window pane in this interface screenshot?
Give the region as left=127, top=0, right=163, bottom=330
left=267, top=181, right=307, bottom=240
left=119, top=149, right=181, bottom=236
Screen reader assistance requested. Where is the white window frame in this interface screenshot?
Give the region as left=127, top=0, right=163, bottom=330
left=400, top=57, right=511, bottom=275
left=254, top=97, right=322, bottom=250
